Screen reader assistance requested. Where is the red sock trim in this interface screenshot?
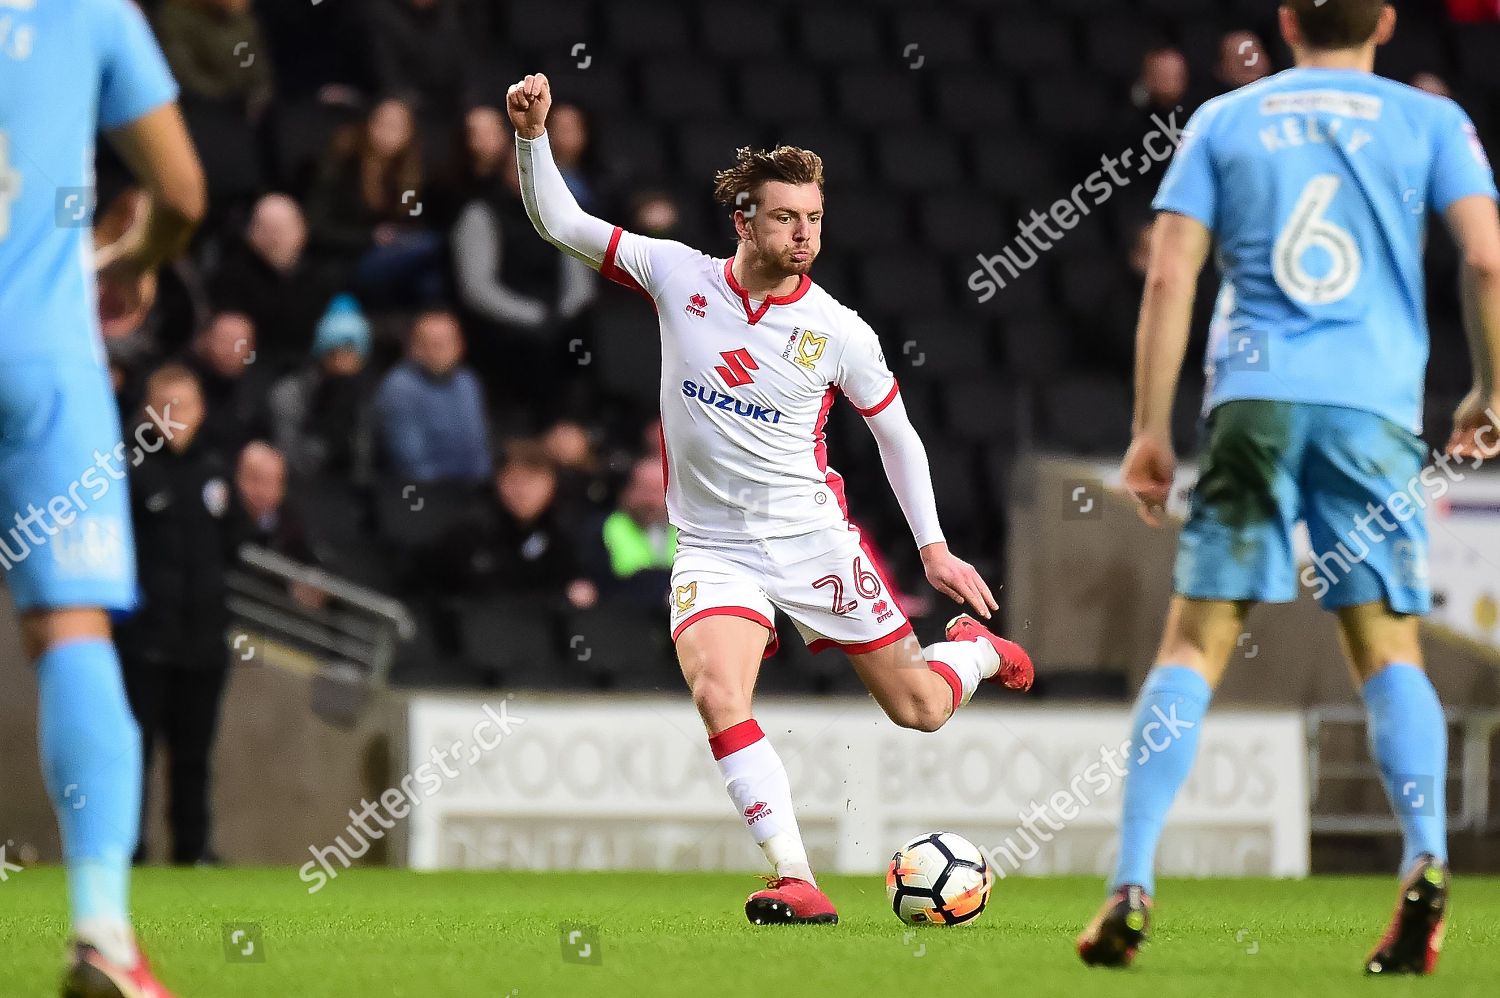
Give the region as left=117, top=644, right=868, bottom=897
left=927, top=660, right=963, bottom=712
left=709, top=719, right=764, bottom=760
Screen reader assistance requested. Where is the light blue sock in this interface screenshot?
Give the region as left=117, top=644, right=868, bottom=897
left=1111, top=665, right=1213, bottom=895
left=36, top=639, right=142, bottom=927
left=1362, top=663, right=1448, bottom=870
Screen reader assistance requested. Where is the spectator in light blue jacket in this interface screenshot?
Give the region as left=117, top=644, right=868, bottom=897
left=374, top=309, right=491, bottom=483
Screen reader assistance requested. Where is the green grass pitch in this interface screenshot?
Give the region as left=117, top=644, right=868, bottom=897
left=2, top=868, right=1498, bottom=996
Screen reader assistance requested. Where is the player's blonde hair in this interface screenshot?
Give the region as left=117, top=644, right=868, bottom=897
left=713, top=146, right=825, bottom=216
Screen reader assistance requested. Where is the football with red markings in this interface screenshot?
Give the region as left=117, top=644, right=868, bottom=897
left=886, top=831, right=994, bottom=926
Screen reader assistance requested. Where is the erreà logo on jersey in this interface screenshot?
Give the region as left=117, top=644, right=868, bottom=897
left=685, top=293, right=708, bottom=318
left=681, top=381, right=784, bottom=424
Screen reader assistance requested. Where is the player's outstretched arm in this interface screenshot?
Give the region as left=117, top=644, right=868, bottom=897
left=507, top=74, right=616, bottom=268
left=1123, top=211, right=1211, bottom=526
left=1445, top=194, right=1500, bottom=459
left=863, top=396, right=997, bottom=619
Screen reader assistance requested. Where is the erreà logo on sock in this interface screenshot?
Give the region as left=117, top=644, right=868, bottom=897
left=744, top=801, right=772, bottom=825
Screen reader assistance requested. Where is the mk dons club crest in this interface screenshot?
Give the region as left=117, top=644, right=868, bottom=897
left=783, top=328, right=828, bottom=370
left=672, top=582, right=698, bottom=614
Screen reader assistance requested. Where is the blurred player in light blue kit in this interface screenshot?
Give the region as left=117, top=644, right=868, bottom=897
left=0, top=1, right=204, bottom=994
left=1077, top=0, right=1500, bottom=976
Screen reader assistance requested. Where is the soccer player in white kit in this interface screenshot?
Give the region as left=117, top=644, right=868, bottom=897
left=508, top=74, right=1033, bottom=924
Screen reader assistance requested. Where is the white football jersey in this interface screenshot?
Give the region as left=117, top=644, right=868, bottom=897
left=601, top=226, right=900, bottom=541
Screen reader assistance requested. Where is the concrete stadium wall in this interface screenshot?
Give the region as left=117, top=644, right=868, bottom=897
left=0, top=592, right=391, bottom=866
left=1006, top=456, right=1500, bottom=709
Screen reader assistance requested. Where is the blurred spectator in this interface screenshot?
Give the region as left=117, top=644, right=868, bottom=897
left=548, top=103, right=598, bottom=214
left=154, top=0, right=271, bottom=216
left=1217, top=31, right=1271, bottom=92
left=117, top=364, right=236, bottom=865
left=210, top=193, right=333, bottom=372
left=433, top=105, right=512, bottom=224
left=542, top=418, right=606, bottom=528
left=580, top=456, right=676, bottom=613
left=233, top=440, right=324, bottom=573
left=1132, top=47, right=1189, bottom=114
left=374, top=310, right=491, bottom=484
left=306, top=98, right=443, bottom=304
left=631, top=190, right=682, bottom=239
left=417, top=440, right=593, bottom=606
left=368, top=0, right=473, bottom=116
left=255, top=0, right=368, bottom=102
left=154, top=0, right=273, bottom=112
left=452, top=133, right=597, bottom=417
left=268, top=295, right=376, bottom=482
left=1411, top=72, right=1452, bottom=98
left=182, top=311, right=272, bottom=461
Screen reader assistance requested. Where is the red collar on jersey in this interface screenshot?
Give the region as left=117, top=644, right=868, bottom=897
left=722, top=258, right=812, bottom=325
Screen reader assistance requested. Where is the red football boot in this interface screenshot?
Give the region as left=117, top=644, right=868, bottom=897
left=1365, top=854, right=1448, bottom=976
left=946, top=614, right=1034, bottom=691
left=62, top=940, right=178, bottom=998
left=745, top=877, right=839, bottom=925
left=1077, top=885, right=1152, bottom=968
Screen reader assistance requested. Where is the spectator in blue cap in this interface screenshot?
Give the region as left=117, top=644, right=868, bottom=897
left=268, top=294, right=378, bottom=483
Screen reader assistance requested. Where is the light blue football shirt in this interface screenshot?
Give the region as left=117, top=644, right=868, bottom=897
left=0, top=0, right=177, bottom=366
left=1154, top=67, right=1498, bottom=433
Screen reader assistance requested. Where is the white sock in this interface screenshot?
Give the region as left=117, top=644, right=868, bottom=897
left=710, top=719, right=815, bottom=885
left=75, top=916, right=137, bottom=968
left=923, top=638, right=1000, bottom=707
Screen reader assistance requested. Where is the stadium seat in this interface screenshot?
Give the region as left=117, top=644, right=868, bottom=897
left=530, top=61, right=635, bottom=114
left=759, top=620, right=816, bottom=694
left=810, top=252, right=857, bottom=302
left=268, top=99, right=363, bottom=194
left=967, top=131, right=1057, bottom=198
left=922, top=441, right=982, bottom=525
left=1374, top=21, right=1446, bottom=83
left=1040, top=374, right=1133, bottom=455
left=916, top=190, right=1007, bottom=254
left=892, top=10, right=984, bottom=66
left=891, top=314, right=992, bottom=381
left=997, top=316, right=1070, bottom=385
left=857, top=252, right=952, bottom=318
left=676, top=120, right=768, bottom=181
left=835, top=70, right=925, bottom=127
left=591, top=115, right=671, bottom=183
left=940, top=376, right=1023, bottom=445
left=795, top=6, right=884, bottom=65
left=932, top=68, right=1021, bottom=131
left=820, top=185, right=915, bottom=254
left=640, top=60, right=731, bottom=120
left=564, top=605, right=674, bottom=691
left=593, top=307, right=664, bottom=407
left=604, top=1, right=693, bottom=54
left=504, top=0, right=592, bottom=50
left=699, top=2, right=790, bottom=61
left=1026, top=74, right=1118, bottom=140
left=876, top=133, right=965, bottom=190
left=989, top=15, right=1077, bottom=76
left=737, top=63, right=830, bottom=125
left=1082, top=18, right=1167, bottom=82
left=451, top=595, right=574, bottom=690
left=1452, top=26, right=1500, bottom=88
left=1136, top=0, right=1207, bottom=17
left=373, top=479, right=480, bottom=553
left=1057, top=253, right=1134, bottom=323
left=777, top=124, right=870, bottom=186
